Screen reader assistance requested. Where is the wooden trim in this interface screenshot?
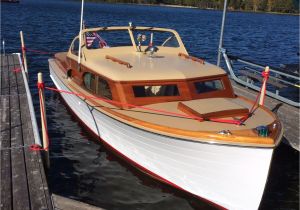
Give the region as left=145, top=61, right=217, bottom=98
left=178, top=52, right=205, bottom=64
left=105, top=55, right=132, bottom=68
left=201, top=109, right=249, bottom=119
left=177, top=102, right=204, bottom=121
left=177, top=102, right=249, bottom=119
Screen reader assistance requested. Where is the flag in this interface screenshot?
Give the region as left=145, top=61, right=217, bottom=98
left=85, top=31, right=108, bottom=48
left=86, top=31, right=97, bottom=47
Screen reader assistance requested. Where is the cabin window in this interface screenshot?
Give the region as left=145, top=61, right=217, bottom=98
left=83, top=72, right=96, bottom=92
left=194, top=80, right=224, bottom=94
left=71, top=38, right=80, bottom=56
left=133, top=85, right=179, bottom=97
left=97, top=78, right=112, bottom=99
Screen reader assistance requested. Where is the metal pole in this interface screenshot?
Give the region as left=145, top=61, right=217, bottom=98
left=20, top=31, right=28, bottom=75
left=77, top=0, right=84, bottom=67
left=217, top=0, right=228, bottom=67
left=38, top=72, right=50, bottom=168
left=2, top=40, right=5, bottom=55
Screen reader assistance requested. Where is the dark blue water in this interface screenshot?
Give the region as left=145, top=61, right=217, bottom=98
left=1, top=1, right=299, bottom=209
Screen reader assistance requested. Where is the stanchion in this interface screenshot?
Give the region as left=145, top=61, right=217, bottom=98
left=20, top=31, right=28, bottom=76
left=38, top=72, right=50, bottom=168
left=259, top=66, right=270, bottom=106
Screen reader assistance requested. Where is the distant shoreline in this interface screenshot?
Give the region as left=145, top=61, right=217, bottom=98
left=83, top=1, right=300, bottom=16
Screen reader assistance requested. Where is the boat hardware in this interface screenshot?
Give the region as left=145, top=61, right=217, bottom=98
left=218, top=130, right=232, bottom=135
left=105, top=55, right=132, bottom=68
left=145, top=45, right=159, bottom=57
left=178, top=53, right=205, bottom=64
left=256, top=126, right=269, bottom=137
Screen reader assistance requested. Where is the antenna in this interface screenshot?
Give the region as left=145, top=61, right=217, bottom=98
left=78, top=0, right=85, bottom=68
left=217, top=0, right=228, bottom=67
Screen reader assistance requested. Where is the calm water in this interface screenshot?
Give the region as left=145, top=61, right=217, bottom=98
left=1, top=1, right=299, bottom=209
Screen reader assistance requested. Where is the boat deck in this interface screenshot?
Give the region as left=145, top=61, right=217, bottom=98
left=232, top=80, right=299, bottom=151
left=0, top=54, right=53, bottom=209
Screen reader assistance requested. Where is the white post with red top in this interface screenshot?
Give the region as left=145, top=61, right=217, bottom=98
left=259, top=66, right=270, bottom=106
left=38, top=72, right=50, bottom=168
left=20, top=31, right=28, bottom=76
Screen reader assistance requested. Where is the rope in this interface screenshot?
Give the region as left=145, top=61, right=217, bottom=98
left=12, top=67, right=22, bottom=73
left=0, top=67, right=22, bottom=73
left=22, top=47, right=55, bottom=55
left=44, top=86, right=243, bottom=125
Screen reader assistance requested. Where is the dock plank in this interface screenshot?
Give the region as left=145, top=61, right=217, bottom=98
left=1, top=55, right=9, bottom=67
left=9, top=62, right=31, bottom=210
left=0, top=54, right=53, bottom=210
left=0, top=95, right=12, bottom=210
left=16, top=70, right=53, bottom=209
left=7, top=55, right=15, bottom=68
left=0, top=55, right=12, bottom=210
left=0, top=56, right=9, bottom=95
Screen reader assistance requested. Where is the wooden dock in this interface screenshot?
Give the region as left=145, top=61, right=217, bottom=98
left=0, top=52, right=297, bottom=210
left=0, top=54, right=53, bottom=210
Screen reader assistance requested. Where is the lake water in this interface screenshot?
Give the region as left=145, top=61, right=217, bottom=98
left=1, top=0, right=299, bottom=209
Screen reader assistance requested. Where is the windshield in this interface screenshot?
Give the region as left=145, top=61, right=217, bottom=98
left=132, top=30, right=180, bottom=48
left=85, top=30, right=131, bottom=49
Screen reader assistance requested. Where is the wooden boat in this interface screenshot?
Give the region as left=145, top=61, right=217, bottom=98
left=49, top=26, right=283, bottom=210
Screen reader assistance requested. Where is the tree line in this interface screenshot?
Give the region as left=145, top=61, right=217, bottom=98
left=92, top=0, right=299, bottom=13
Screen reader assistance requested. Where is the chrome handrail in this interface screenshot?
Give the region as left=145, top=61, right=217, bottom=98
left=220, top=48, right=299, bottom=107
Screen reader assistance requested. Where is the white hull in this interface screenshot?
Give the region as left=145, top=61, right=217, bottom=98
left=49, top=61, right=274, bottom=210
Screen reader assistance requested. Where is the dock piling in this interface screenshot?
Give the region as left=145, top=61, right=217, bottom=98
left=38, top=72, right=50, bottom=168
left=20, top=31, right=28, bottom=76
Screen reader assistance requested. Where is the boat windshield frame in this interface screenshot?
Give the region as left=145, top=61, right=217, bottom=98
left=79, top=26, right=187, bottom=52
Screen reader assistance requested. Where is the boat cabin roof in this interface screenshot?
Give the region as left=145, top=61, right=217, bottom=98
left=66, top=26, right=226, bottom=82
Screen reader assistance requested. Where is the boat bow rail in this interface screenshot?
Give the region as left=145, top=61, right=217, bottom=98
left=220, top=48, right=300, bottom=107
